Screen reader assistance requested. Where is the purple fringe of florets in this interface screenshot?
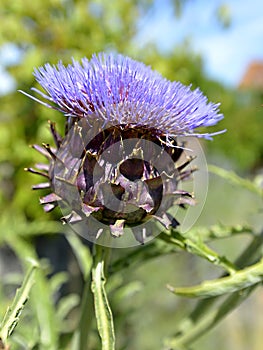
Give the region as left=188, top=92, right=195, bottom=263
left=22, top=52, right=224, bottom=139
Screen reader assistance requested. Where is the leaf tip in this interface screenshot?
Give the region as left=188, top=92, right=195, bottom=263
left=166, top=284, right=175, bottom=293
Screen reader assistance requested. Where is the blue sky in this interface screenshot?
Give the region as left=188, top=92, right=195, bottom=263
left=137, top=0, right=263, bottom=87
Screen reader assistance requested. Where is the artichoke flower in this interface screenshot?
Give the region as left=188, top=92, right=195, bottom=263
left=22, top=53, right=223, bottom=245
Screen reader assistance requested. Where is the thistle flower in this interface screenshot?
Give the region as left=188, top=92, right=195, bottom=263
left=23, top=53, right=224, bottom=245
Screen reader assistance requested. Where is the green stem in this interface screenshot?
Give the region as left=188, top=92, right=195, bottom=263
left=76, top=274, right=94, bottom=350
left=65, top=232, right=93, bottom=350
left=91, top=244, right=115, bottom=350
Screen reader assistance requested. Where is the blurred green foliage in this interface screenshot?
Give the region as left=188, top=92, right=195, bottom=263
left=0, top=0, right=262, bottom=349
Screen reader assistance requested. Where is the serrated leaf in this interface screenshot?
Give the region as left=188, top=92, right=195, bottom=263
left=159, top=230, right=236, bottom=274
left=0, top=260, right=38, bottom=345
left=168, top=258, right=263, bottom=298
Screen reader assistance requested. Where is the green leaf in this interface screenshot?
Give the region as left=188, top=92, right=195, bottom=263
left=0, top=213, right=62, bottom=245
left=184, top=223, right=253, bottom=241
left=91, top=245, right=115, bottom=350
left=0, top=260, right=38, bottom=346
left=165, top=232, right=263, bottom=348
left=57, top=294, right=80, bottom=326
left=110, top=237, right=177, bottom=273
left=168, top=258, right=263, bottom=298
left=159, top=230, right=237, bottom=274
left=49, top=272, right=69, bottom=297
left=111, top=224, right=252, bottom=275
left=5, top=237, right=59, bottom=350
left=65, top=232, right=92, bottom=279
left=71, top=275, right=94, bottom=350
left=208, top=165, right=263, bottom=197
left=164, top=286, right=256, bottom=349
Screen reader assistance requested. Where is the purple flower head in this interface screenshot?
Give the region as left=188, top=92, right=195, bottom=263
left=24, top=52, right=224, bottom=139
left=23, top=53, right=224, bottom=246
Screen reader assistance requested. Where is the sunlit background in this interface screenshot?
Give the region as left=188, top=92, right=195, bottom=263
left=137, top=0, right=263, bottom=86
left=0, top=1, right=262, bottom=349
